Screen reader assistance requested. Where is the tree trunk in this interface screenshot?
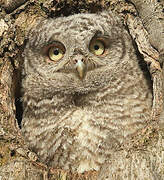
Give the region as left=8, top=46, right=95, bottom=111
left=0, top=0, right=164, bottom=179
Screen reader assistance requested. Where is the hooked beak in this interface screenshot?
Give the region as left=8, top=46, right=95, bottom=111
left=75, top=60, right=86, bottom=79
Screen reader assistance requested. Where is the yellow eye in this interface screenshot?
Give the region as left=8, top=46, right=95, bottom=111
left=48, top=46, right=64, bottom=61
left=89, top=40, right=105, bottom=56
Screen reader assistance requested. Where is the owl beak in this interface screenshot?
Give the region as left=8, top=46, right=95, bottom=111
left=75, top=60, right=86, bottom=79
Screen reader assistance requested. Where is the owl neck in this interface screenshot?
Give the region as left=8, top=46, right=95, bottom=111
left=23, top=71, right=152, bottom=118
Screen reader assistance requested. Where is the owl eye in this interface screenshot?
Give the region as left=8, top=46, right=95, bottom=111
left=48, top=46, right=64, bottom=61
left=89, top=40, right=105, bottom=56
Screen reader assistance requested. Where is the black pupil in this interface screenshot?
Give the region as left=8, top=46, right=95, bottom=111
left=54, top=49, right=59, bottom=55
left=94, top=45, right=99, bottom=50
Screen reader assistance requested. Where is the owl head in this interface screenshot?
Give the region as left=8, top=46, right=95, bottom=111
left=22, top=11, right=135, bottom=96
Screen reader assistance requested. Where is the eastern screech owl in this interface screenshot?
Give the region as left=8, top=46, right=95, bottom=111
left=21, top=11, right=153, bottom=173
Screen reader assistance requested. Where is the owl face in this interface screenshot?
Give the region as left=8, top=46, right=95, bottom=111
left=23, top=12, right=132, bottom=95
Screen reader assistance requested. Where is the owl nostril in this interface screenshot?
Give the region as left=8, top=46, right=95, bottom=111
left=73, top=59, right=78, bottom=64
left=74, top=59, right=84, bottom=64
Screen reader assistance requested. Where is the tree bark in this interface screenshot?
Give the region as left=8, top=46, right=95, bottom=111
left=0, top=0, right=163, bottom=179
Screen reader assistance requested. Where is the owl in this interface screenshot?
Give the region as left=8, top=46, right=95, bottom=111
left=21, top=11, right=153, bottom=173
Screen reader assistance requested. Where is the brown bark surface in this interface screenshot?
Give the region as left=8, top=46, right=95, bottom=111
left=0, top=0, right=164, bottom=179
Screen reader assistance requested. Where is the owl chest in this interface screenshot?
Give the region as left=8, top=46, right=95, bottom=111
left=23, top=84, right=152, bottom=172
left=49, top=108, right=109, bottom=172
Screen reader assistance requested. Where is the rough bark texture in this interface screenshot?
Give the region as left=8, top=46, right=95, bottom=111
left=0, top=0, right=164, bottom=179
